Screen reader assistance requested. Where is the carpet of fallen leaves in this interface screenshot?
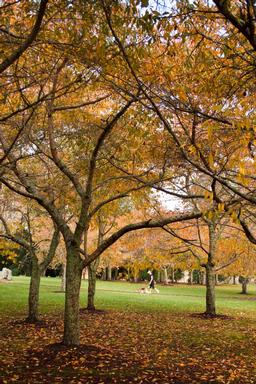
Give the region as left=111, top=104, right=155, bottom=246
left=1, top=310, right=256, bottom=384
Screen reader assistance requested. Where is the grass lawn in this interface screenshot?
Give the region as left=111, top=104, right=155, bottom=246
left=1, top=277, right=256, bottom=383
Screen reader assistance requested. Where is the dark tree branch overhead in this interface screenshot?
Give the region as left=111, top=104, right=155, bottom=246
left=213, top=0, right=256, bottom=51
left=0, top=0, right=48, bottom=74
left=86, top=211, right=202, bottom=265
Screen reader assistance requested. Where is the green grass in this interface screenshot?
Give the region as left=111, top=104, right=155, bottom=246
left=1, top=276, right=256, bottom=317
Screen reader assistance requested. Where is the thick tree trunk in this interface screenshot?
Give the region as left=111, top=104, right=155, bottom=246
left=27, top=258, right=41, bottom=323
left=63, top=245, right=83, bottom=346
left=241, top=278, right=249, bottom=294
left=87, top=257, right=100, bottom=310
left=233, top=275, right=236, bottom=285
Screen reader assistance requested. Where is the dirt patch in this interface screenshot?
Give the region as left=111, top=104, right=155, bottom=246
left=190, top=312, right=233, bottom=320
left=79, top=308, right=107, bottom=315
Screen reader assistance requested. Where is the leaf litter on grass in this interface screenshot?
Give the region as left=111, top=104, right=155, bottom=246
left=0, top=310, right=256, bottom=383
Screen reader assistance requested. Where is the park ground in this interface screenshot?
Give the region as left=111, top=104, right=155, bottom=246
left=1, top=278, right=256, bottom=383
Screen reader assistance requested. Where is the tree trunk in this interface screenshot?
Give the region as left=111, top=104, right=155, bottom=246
left=63, top=244, right=83, bottom=346
left=101, top=268, right=106, bottom=280
left=157, top=270, right=161, bottom=283
left=171, top=267, right=175, bottom=283
left=27, top=229, right=60, bottom=322
left=188, top=270, right=193, bottom=285
left=26, top=258, right=41, bottom=323
left=205, top=223, right=217, bottom=316
left=163, top=267, right=168, bottom=284
left=215, top=273, right=218, bottom=285
left=107, top=266, right=112, bottom=280
left=201, top=271, right=206, bottom=285
left=205, top=264, right=216, bottom=315
left=87, top=257, right=100, bottom=310
left=241, top=278, right=249, bottom=294
left=233, top=275, right=236, bottom=285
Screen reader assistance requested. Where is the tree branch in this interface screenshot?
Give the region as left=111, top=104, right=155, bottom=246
left=0, top=0, right=49, bottom=74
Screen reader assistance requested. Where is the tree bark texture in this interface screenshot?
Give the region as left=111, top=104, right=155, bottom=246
left=27, top=258, right=41, bottom=322
left=107, top=266, right=112, bottom=280
left=63, top=244, right=83, bottom=346
left=241, top=278, right=249, bottom=294
left=205, top=223, right=217, bottom=315
left=87, top=257, right=100, bottom=310
left=205, top=264, right=216, bottom=315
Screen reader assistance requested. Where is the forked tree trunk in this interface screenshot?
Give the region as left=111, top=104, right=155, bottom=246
left=87, top=257, right=100, bottom=310
left=27, top=257, right=41, bottom=323
left=63, top=244, right=83, bottom=346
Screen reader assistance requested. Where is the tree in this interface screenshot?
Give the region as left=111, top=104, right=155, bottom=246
left=0, top=16, right=202, bottom=344
left=0, top=192, right=60, bottom=322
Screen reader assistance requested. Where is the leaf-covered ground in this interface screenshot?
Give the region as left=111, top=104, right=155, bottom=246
left=1, top=309, right=256, bottom=384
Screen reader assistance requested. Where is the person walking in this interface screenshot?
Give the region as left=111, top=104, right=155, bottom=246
left=147, top=270, right=159, bottom=293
